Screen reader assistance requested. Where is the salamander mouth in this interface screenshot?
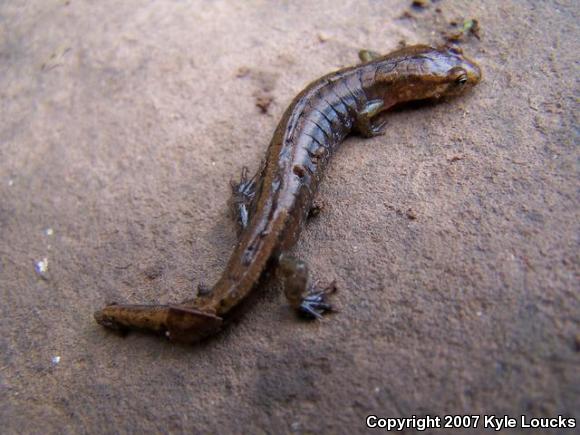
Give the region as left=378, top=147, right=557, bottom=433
left=94, top=309, right=130, bottom=334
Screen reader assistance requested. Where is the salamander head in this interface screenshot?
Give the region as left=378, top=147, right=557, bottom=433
left=430, top=45, right=482, bottom=97
left=376, top=44, right=482, bottom=102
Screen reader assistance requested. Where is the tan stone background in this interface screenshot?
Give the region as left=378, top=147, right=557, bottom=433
left=1, top=0, right=578, bottom=433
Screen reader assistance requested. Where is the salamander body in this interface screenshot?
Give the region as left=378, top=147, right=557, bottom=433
left=95, top=45, right=481, bottom=343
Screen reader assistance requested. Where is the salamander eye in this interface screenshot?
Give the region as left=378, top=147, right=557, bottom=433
left=456, top=74, right=468, bottom=85
left=448, top=67, right=468, bottom=86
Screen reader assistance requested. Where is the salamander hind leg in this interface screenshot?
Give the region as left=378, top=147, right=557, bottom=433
left=229, top=166, right=258, bottom=231
left=278, top=254, right=336, bottom=319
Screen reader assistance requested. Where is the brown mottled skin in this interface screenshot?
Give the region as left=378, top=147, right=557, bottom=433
left=94, top=45, right=481, bottom=343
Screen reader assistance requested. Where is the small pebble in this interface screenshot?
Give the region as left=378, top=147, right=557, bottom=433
left=411, top=0, right=429, bottom=9
left=235, top=67, right=250, bottom=78
left=317, top=31, right=331, bottom=43
left=255, top=94, right=273, bottom=114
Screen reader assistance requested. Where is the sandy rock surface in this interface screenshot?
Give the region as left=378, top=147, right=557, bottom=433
left=1, top=0, right=578, bottom=433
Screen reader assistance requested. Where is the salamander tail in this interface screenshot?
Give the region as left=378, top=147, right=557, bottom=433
left=94, top=303, right=223, bottom=343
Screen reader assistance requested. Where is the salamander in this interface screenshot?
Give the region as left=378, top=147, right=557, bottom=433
left=94, top=44, right=481, bottom=343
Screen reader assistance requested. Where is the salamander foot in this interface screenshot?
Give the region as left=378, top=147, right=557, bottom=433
left=230, top=166, right=258, bottom=230
left=297, top=281, right=337, bottom=319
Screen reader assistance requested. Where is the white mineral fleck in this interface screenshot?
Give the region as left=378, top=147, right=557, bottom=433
left=35, top=258, right=48, bottom=274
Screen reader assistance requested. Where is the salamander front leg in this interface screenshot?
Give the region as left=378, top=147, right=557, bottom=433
left=355, top=100, right=387, bottom=138
left=308, top=199, right=324, bottom=219
left=229, top=166, right=258, bottom=230
left=278, top=254, right=336, bottom=319
left=358, top=49, right=382, bottom=63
